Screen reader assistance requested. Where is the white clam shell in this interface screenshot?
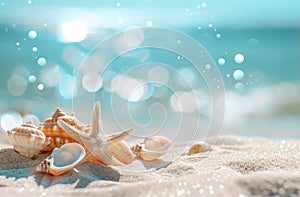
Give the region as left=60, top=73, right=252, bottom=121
left=186, top=141, right=212, bottom=156
left=132, top=136, right=172, bottom=161
left=6, top=121, right=48, bottom=158
left=144, top=136, right=171, bottom=151
left=36, top=142, right=86, bottom=176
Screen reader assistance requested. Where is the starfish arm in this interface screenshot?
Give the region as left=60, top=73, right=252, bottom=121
left=80, top=152, right=106, bottom=165
left=73, top=117, right=91, bottom=133
left=57, top=119, right=91, bottom=143
left=106, top=128, right=133, bottom=143
left=91, top=101, right=103, bottom=139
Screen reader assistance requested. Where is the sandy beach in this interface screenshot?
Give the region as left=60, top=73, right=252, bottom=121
left=0, top=136, right=299, bottom=197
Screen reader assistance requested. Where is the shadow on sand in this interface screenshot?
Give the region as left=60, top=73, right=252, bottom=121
left=0, top=148, right=120, bottom=188
left=138, top=159, right=172, bottom=170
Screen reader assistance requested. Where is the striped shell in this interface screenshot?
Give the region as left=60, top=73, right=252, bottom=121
left=36, top=142, right=86, bottom=176
left=107, top=140, right=135, bottom=164
left=39, top=108, right=82, bottom=152
left=6, top=121, right=48, bottom=158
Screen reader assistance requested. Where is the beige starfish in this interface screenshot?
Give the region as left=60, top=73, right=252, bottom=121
left=57, top=101, right=134, bottom=165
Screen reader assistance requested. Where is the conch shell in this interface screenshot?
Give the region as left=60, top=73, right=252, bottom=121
left=131, top=136, right=172, bottom=161
left=39, top=108, right=88, bottom=152
left=36, top=142, right=86, bottom=176
left=6, top=121, right=49, bottom=158
left=186, top=141, right=212, bottom=156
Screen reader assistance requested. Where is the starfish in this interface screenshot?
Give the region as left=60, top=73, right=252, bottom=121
left=57, top=101, right=134, bottom=166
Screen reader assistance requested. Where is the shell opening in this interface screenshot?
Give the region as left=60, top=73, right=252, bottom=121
left=52, top=143, right=85, bottom=168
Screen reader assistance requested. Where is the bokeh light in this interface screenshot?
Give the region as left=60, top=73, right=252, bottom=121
left=170, top=91, right=199, bottom=113
left=112, top=76, right=151, bottom=102
left=28, top=75, right=36, bottom=83
left=23, top=114, right=40, bottom=126
left=39, top=62, right=62, bottom=87
left=28, top=30, right=37, bottom=39
left=234, top=53, right=245, bottom=64
left=201, top=2, right=207, bottom=8
left=37, top=83, right=45, bottom=90
left=82, top=72, right=103, bottom=93
left=60, top=20, right=88, bottom=42
left=217, top=58, right=226, bottom=65
left=233, top=69, right=245, bottom=81
left=122, top=26, right=144, bottom=48
left=176, top=67, right=196, bottom=87
left=235, top=82, right=245, bottom=91
left=0, top=111, right=23, bottom=131
left=59, top=75, right=76, bottom=99
left=32, top=46, right=38, bottom=52
left=102, top=70, right=118, bottom=92
left=147, top=66, right=170, bottom=84
left=37, top=57, right=47, bottom=66
left=205, top=64, right=211, bottom=70
left=146, top=20, right=153, bottom=27
left=7, top=75, right=27, bottom=96
left=62, top=46, right=85, bottom=67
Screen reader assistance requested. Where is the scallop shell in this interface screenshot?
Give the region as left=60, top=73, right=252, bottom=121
left=39, top=108, right=87, bottom=152
left=131, top=136, right=172, bottom=161
left=107, top=140, right=134, bottom=164
left=36, top=142, right=86, bottom=176
left=186, top=141, right=212, bottom=156
left=6, top=121, right=49, bottom=158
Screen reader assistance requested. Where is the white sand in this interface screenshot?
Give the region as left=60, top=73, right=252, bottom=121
left=0, top=136, right=299, bottom=197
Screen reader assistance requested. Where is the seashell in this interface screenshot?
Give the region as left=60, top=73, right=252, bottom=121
left=6, top=121, right=49, bottom=158
left=131, top=136, right=172, bottom=161
left=186, top=141, right=212, bottom=156
left=39, top=108, right=88, bottom=152
left=107, top=140, right=134, bottom=164
left=36, top=142, right=86, bottom=176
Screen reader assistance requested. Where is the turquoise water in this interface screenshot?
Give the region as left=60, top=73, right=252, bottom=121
left=0, top=1, right=299, bottom=140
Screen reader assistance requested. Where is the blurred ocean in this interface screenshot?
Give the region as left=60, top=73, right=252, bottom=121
left=0, top=0, right=299, bottom=142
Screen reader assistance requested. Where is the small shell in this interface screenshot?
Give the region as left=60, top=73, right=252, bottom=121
left=6, top=121, right=48, bottom=158
left=107, top=140, right=134, bottom=164
left=144, top=136, right=171, bottom=151
left=131, top=136, right=172, bottom=161
left=39, top=108, right=78, bottom=152
left=36, top=142, right=86, bottom=176
left=186, top=141, right=212, bottom=156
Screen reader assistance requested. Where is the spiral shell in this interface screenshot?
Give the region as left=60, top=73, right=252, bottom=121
left=131, top=136, right=172, bottom=161
left=39, top=108, right=80, bottom=152
left=6, top=121, right=48, bottom=158
left=36, top=142, right=86, bottom=176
